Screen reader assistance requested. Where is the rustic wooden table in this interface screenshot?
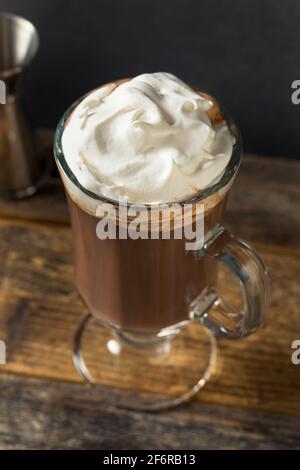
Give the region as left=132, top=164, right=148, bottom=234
left=0, top=133, right=299, bottom=450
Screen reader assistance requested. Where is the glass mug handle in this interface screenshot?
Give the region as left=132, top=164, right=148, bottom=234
left=190, top=227, right=269, bottom=339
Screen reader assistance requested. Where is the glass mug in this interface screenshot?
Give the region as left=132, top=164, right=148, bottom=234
left=54, top=83, right=269, bottom=410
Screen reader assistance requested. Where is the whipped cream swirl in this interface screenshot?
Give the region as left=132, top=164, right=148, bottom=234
left=62, top=72, right=234, bottom=203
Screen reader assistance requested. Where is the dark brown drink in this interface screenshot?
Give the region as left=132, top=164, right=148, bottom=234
left=68, top=194, right=227, bottom=331
left=59, top=76, right=233, bottom=332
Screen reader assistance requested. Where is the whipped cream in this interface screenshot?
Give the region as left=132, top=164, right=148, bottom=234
left=62, top=72, right=234, bottom=204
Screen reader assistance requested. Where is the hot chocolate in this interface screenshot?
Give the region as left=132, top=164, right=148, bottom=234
left=54, top=73, right=269, bottom=411
left=67, top=194, right=227, bottom=331
left=59, top=73, right=235, bottom=331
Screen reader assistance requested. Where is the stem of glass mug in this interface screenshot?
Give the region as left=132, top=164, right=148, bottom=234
left=111, top=322, right=186, bottom=356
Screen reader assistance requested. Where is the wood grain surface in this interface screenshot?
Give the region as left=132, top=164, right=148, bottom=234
left=0, top=131, right=299, bottom=449
left=1, top=373, right=299, bottom=450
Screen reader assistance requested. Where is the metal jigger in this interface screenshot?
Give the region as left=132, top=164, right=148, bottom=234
left=0, top=13, right=45, bottom=198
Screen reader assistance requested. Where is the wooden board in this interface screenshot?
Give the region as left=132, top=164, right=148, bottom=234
left=0, top=373, right=299, bottom=450
left=0, top=131, right=299, bottom=449
left=0, top=217, right=299, bottom=415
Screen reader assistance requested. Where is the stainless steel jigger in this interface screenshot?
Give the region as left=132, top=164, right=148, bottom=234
left=0, top=13, right=46, bottom=199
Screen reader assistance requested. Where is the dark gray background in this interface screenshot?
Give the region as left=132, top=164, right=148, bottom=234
left=2, top=0, right=300, bottom=158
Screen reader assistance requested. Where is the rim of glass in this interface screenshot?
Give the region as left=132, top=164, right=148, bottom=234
left=54, top=86, right=242, bottom=208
